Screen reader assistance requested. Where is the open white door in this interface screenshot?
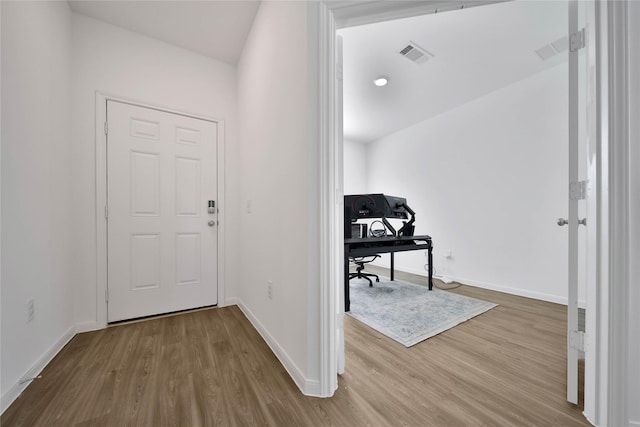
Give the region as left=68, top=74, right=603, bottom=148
left=565, top=0, right=587, bottom=405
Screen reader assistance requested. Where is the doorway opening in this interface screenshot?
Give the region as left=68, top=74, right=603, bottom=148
left=322, top=0, right=592, bottom=422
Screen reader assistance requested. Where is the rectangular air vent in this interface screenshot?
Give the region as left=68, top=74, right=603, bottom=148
left=535, top=44, right=557, bottom=61
left=398, top=42, right=433, bottom=64
left=551, top=36, right=569, bottom=53
left=535, top=36, right=569, bottom=61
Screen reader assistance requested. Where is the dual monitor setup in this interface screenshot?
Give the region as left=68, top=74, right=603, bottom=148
left=344, top=193, right=416, bottom=239
left=342, top=193, right=433, bottom=311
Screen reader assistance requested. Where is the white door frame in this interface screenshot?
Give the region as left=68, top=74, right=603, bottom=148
left=582, top=2, right=636, bottom=425
left=316, top=2, right=625, bottom=424
left=600, top=1, right=636, bottom=425
left=95, top=92, right=226, bottom=327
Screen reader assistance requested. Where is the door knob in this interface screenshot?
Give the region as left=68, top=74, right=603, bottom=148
left=208, top=220, right=215, bottom=227
left=557, top=218, right=568, bottom=226
left=578, top=218, right=587, bottom=226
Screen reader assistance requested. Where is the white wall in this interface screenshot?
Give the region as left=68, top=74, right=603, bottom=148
left=237, top=1, right=320, bottom=394
left=343, top=139, right=368, bottom=195
left=70, top=14, right=240, bottom=328
left=366, top=63, right=571, bottom=304
left=1, top=0, right=74, bottom=410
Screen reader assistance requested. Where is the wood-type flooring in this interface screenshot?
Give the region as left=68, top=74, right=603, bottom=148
left=2, top=274, right=588, bottom=426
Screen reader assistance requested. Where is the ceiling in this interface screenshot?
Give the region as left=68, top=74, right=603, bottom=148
left=340, top=0, right=568, bottom=143
left=68, top=1, right=567, bottom=144
left=68, top=0, right=261, bottom=65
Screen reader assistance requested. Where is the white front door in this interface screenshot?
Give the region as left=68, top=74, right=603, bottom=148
left=107, top=100, right=218, bottom=322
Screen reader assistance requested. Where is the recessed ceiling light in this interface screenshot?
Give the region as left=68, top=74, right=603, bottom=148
left=373, top=76, right=389, bottom=87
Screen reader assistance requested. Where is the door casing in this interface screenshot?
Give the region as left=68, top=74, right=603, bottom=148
left=94, top=92, right=227, bottom=329
left=316, top=2, right=611, bottom=423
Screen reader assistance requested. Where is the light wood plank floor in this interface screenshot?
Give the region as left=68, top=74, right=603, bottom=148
left=2, top=276, right=588, bottom=426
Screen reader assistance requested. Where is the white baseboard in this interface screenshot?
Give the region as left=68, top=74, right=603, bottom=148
left=1, top=325, right=76, bottom=414
left=304, top=379, right=322, bottom=397
left=223, top=297, right=238, bottom=307
left=236, top=299, right=320, bottom=397
left=372, top=263, right=587, bottom=308
left=446, top=274, right=567, bottom=304
left=444, top=274, right=587, bottom=308
left=75, top=321, right=99, bottom=333
left=583, top=411, right=595, bottom=427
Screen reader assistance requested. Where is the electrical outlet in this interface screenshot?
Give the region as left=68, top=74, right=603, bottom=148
left=27, top=299, right=35, bottom=322
left=267, top=280, right=273, bottom=300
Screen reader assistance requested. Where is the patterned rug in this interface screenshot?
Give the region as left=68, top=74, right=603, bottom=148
left=347, top=278, right=497, bottom=347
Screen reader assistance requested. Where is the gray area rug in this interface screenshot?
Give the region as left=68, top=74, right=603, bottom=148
left=347, top=278, right=497, bottom=347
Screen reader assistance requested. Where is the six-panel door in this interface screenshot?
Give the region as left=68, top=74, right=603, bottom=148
left=107, top=100, right=217, bottom=322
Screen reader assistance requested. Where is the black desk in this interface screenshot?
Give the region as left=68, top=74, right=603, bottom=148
left=344, top=235, right=433, bottom=312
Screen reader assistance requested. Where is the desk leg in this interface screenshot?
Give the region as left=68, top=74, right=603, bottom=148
left=428, top=242, right=433, bottom=290
left=390, top=253, right=395, bottom=281
left=344, top=246, right=350, bottom=312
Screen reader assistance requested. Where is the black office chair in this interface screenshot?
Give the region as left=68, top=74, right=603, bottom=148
left=349, top=255, right=380, bottom=287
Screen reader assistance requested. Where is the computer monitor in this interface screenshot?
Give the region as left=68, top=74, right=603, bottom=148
left=344, top=194, right=409, bottom=220
left=344, top=194, right=415, bottom=238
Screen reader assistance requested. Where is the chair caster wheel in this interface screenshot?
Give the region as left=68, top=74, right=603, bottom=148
left=376, top=278, right=380, bottom=282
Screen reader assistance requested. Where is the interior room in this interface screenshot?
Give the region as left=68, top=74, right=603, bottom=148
left=338, top=0, right=590, bottom=419
left=342, top=1, right=576, bottom=304
left=1, top=1, right=638, bottom=426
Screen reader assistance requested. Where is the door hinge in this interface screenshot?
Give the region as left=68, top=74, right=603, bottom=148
left=570, top=180, right=588, bottom=200
left=104, top=121, right=108, bottom=135
left=105, top=288, right=109, bottom=303
left=569, top=330, right=585, bottom=352
left=104, top=205, right=109, bottom=219
left=570, top=28, right=585, bottom=52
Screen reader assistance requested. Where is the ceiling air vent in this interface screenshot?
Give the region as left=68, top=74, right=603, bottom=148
left=535, top=36, right=569, bottom=61
left=535, top=44, right=557, bottom=61
left=398, top=42, right=433, bottom=64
